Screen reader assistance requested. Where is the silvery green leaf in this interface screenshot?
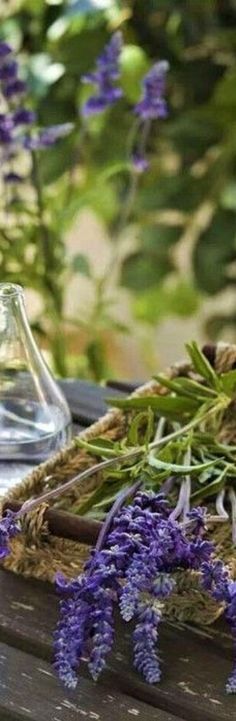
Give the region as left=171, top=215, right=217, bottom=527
left=148, top=453, right=218, bottom=474
left=185, top=341, right=220, bottom=390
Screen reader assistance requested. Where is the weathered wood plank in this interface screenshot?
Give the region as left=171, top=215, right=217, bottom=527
left=0, top=640, right=181, bottom=721
left=0, top=569, right=234, bottom=721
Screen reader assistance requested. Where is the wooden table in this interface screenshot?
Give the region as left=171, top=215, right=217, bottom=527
left=0, top=379, right=235, bottom=721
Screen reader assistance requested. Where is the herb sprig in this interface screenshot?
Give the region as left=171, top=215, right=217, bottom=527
left=72, top=342, right=236, bottom=530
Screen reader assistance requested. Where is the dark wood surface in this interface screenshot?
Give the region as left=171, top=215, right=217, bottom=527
left=0, top=378, right=234, bottom=721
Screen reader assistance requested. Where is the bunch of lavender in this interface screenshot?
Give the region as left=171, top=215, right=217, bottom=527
left=1, top=457, right=236, bottom=691
left=51, top=490, right=236, bottom=692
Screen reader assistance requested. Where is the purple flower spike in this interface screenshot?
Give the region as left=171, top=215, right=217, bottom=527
left=135, top=61, right=169, bottom=120
left=88, top=587, right=114, bottom=681
left=3, top=79, right=26, bottom=98
left=24, top=123, right=73, bottom=150
left=82, top=32, right=123, bottom=117
left=0, top=127, right=13, bottom=144
left=0, top=42, right=12, bottom=59
left=0, top=510, right=20, bottom=559
left=0, top=60, right=18, bottom=81
left=13, top=108, right=36, bottom=126
left=132, top=152, right=149, bottom=174
left=133, top=600, right=162, bottom=684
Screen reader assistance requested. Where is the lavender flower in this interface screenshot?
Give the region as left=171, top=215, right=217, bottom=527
left=0, top=60, right=18, bottom=81
left=13, top=109, right=36, bottom=126
left=132, top=152, right=149, bottom=174
left=0, top=510, right=20, bottom=559
left=0, top=42, right=12, bottom=59
left=133, top=600, right=162, bottom=683
left=24, top=123, right=73, bottom=150
left=82, top=32, right=123, bottom=116
left=200, top=558, right=236, bottom=693
left=0, top=42, right=73, bottom=206
left=54, top=591, right=90, bottom=689
left=135, top=61, right=169, bottom=121
left=4, top=79, right=26, bottom=98
left=130, top=61, right=169, bottom=174
left=88, top=586, right=114, bottom=681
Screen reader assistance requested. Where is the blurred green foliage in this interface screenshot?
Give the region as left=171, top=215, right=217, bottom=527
left=1, top=0, right=236, bottom=379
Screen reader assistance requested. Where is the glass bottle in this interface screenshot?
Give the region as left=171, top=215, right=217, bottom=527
left=0, top=283, right=71, bottom=462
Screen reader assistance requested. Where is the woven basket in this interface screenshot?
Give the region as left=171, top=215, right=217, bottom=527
left=2, top=341, right=236, bottom=626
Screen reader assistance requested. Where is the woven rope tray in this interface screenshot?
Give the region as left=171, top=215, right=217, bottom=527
left=2, top=341, right=236, bottom=626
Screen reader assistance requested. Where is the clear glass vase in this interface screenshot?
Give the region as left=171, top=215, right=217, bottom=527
left=0, top=283, right=71, bottom=462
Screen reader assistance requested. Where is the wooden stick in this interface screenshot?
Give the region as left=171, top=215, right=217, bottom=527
left=3, top=501, right=101, bottom=545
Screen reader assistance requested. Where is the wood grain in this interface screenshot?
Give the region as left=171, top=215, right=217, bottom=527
left=0, top=639, right=181, bottom=721
left=0, top=569, right=234, bottom=721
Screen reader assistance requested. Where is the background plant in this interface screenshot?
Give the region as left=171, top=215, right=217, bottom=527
left=1, top=0, right=236, bottom=379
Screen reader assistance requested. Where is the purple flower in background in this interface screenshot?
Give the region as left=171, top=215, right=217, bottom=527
left=0, top=41, right=73, bottom=205
left=0, top=59, right=17, bottom=81
left=135, top=61, right=169, bottom=120
left=130, top=61, right=169, bottom=173
left=132, top=152, right=149, bottom=174
left=13, top=108, right=36, bottom=126
left=82, top=32, right=123, bottom=116
left=24, top=123, right=73, bottom=150
left=0, top=42, right=12, bottom=59
left=3, top=79, right=26, bottom=98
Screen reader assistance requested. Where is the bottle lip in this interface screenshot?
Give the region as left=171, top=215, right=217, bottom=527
left=0, top=283, right=24, bottom=301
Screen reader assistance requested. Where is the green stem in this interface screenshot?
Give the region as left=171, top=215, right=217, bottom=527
left=16, top=400, right=225, bottom=520
left=31, top=151, right=67, bottom=376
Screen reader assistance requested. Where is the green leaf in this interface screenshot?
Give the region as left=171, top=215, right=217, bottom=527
left=185, top=341, right=220, bottom=390
left=127, top=409, right=154, bottom=446
left=191, top=468, right=228, bottom=502
left=107, top=394, right=200, bottom=418
left=153, top=373, right=212, bottom=402
left=220, top=371, right=236, bottom=397
left=121, top=251, right=174, bottom=292
left=193, top=210, right=236, bottom=295
left=135, top=172, right=212, bottom=214
left=133, top=280, right=200, bottom=325
left=71, top=253, right=91, bottom=277
left=176, top=377, right=217, bottom=398
left=139, top=224, right=183, bottom=251
left=148, top=454, right=218, bottom=474
left=76, top=436, right=119, bottom=457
